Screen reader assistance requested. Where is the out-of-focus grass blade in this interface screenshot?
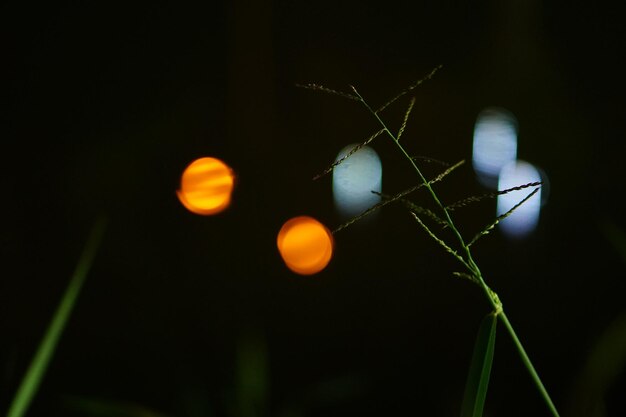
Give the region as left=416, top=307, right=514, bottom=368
left=460, top=313, right=497, bottom=417
left=63, top=396, right=171, bottom=417
left=235, top=329, right=269, bottom=417
left=6, top=217, right=107, bottom=417
left=569, top=310, right=626, bottom=417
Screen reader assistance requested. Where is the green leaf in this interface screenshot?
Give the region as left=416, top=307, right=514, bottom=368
left=6, top=217, right=107, bottom=417
left=460, top=313, right=497, bottom=417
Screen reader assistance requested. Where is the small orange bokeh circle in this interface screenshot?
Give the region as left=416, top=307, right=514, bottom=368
left=277, top=216, right=334, bottom=275
left=177, top=157, right=235, bottom=215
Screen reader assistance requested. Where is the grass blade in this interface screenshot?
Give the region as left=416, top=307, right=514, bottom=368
left=460, top=313, right=497, bottom=417
left=6, top=217, right=107, bottom=417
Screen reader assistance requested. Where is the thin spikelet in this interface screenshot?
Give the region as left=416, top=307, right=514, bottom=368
left=452, top=271, right=480, bottom=284
left=333, top=160, right=465, bottom=233
left=446, top=182, right=543, bottom=211
left=375, top=65, right=443, bottom=114
left=397, top=97, right=416, bottom=141
left=428, top=160, right=465, bottom=184
left=468, top=187, right=541, bottom=247
left=296, top=83, right=360, bottom=101
left=410, top=212, right=470, bottom=269
left=373, top=191, right=447, bottom=226
left=313, top=129, right=385, bottom=180
left=411, top=155, right=452, bottom=167
left=332, top=194, right=398, bottom=234
left=404, top=200, right=448, bottom=227
left=333, top=185, right=425, bottom=234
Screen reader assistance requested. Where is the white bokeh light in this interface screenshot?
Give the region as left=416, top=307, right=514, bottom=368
left=473, top=108, right=518, bottom=189
left=332, top=144, right=382, bottom=217
left=497, top=160, right=542, bottom=239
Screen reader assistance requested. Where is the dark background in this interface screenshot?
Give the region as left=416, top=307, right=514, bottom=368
left=2, top=1, right=625, bottom=416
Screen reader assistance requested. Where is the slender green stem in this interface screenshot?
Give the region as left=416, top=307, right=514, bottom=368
left=467, top=249, right=559, bottom=417
left=465, top=258, right=501, bottom=313
left=350, top=87, right=560, bottom=417
left=499, top=312, right=561, bottom=417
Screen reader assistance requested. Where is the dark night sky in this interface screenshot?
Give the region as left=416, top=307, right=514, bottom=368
left=2, top=1, right=626, bottom=417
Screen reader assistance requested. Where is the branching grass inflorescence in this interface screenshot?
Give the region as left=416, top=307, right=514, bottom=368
left=331, top=159, right=463, bottom=234
left=467, top=186, right=541, bottom=247
left=300, top=68, right=561, bottom=417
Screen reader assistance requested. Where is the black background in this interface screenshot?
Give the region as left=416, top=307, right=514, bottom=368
left=2, top=1, right=625, bottom=416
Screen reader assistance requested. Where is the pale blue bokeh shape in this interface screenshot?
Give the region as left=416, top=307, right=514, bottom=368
left=332, top=144, right=382, bottom=218
left=473, top=108, right=518, bottom=189
left=497, top=160, right=542, bottom=238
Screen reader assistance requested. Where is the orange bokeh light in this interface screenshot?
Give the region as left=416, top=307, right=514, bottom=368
left=177, top=157, right=235, bottom=215
left=277, top=216, right=334, bottom=275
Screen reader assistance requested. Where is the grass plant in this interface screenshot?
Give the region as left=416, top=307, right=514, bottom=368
left=300, top=67, right=561, bottom=417
left=4, top=68, right=568, bottom=417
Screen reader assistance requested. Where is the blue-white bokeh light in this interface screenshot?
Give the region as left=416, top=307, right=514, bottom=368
left=332, top=144, right=382, bottom=218
left=473, top=108, right=518, bottom=189
left=497, top=160, right=542, bottom=239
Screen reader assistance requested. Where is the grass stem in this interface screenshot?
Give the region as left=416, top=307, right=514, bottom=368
left=498, top=312, right=561, bottom=417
